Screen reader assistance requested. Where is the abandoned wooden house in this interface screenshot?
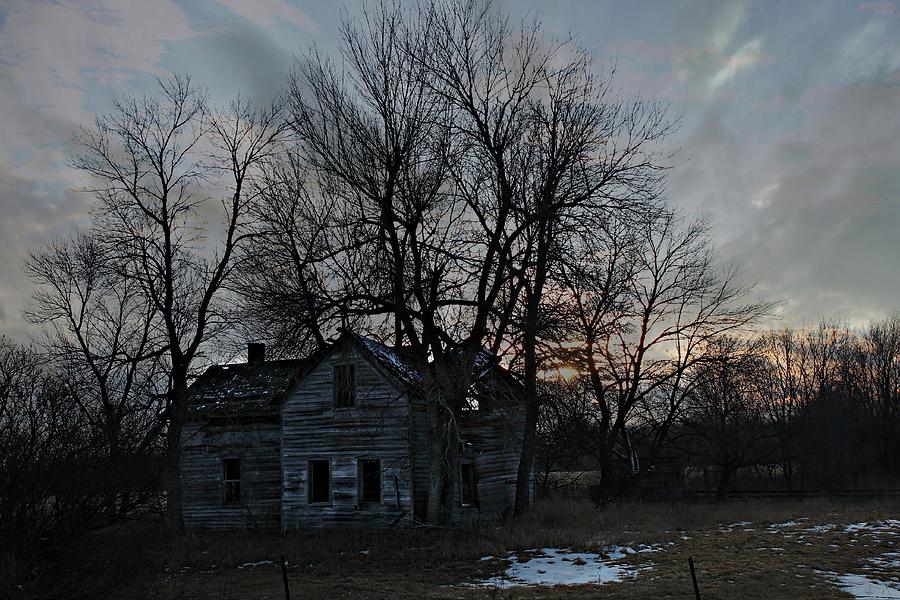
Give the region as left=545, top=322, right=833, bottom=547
left=180, top=333, right=528, bottom=529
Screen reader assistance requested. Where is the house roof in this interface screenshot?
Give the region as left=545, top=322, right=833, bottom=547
left=187, top=333, right=521, bottom=417
left=347, top=332, right=522, bottom=397
left=348, top=333, right=423, bottom=387
left=187, top=358, right=314, bottom=418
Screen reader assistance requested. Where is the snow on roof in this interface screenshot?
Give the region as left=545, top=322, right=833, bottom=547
left=350, top=333, right=521, bottom=395
left=187, top=358, right=312, bottom=416
left=350, top=333, right=423, bottom=386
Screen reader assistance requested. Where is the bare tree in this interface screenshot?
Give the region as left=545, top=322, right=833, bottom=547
left=0, top=339, right=88, bottom=589
left=232, top=152, right=335, bottom=357
left=759, top=327, right=803, bottom=490
left=24, top=232, right=165, bottom=515
left=681, top=336, right=776, bottom=500
left=413, top=0, right=570, bottom=523
left=262, top=0, right=554, bottom=524
left=760, top=322, right=851, bottom=489
left=70, top=75, right=288, bottom=530
left=506, top=47, right=678, bottom=514
left=532, top=376, right=599, bottom=490
left=558, top=208, right=774, bottom=495
left=851, top=316, right=900, bottom=477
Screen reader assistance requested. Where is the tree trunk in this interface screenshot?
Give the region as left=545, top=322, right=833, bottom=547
left=165, top=381, right=188, bottom=532
left=425, top=407, right=461, bottom=526
left=590, top=438, right=620, bottom=505
left=425, top=403, right=449, bottom=525
left=439, top=418, right=459, bottom=525
left=425, top=363, right=467, bottom=526
left=715, top=466, right=734, bottom=502
left=514, top=228, right=549, bottom=516
left=514, top=375, right=538, bottom=516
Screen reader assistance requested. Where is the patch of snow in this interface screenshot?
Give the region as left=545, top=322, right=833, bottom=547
left=803, top=524, right=836, bottom=533
left=360, top=550, right=370, bottom=556
left=238, top=560, right=274, bottom=569
left=870, top=552, right=900, bottom=569
left=476, top=546, right=650, bottom=588
left=844, top=520, right=900, bottom=535
left=816, top=570, right=900, bottom=599
left=769, top=519, right=803, bottom=529
left=719, top=520, right=754, bottom=532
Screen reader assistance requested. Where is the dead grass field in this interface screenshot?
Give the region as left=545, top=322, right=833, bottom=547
left=23, top=498, right=900, bottom=600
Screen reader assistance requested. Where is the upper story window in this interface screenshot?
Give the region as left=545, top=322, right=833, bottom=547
left=223, top=457, right=242, bottom=506
left=333, top=364, right=356, bottom=408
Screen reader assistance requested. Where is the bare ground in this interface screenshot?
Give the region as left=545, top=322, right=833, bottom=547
left=26, top=498, right=900, bottom=599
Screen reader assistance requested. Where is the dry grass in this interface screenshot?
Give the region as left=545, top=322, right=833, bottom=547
left=35, top=497, right=900, bottom=599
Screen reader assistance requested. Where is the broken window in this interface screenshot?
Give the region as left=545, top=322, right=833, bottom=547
left=460, top=462, right=478, bottom=506
left=358, top=459, right=381, bottom=504
left=308, top=459, right=330, bottom=504
left=223, top=457, right=241, bottom=505
left=333, top=364, right=356, bottom=408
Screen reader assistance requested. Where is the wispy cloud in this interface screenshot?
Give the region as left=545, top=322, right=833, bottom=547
left=857, top=1, right=895, bottom=16
left=212, top=0, right=318, bottom=33
left=708, top=2, right=747, bottom=52
left=707, top=37, right=765, bottom=93
left=0, top=0, right=201, bottom=178
left=751, top=182, right=780, bottom=209
left=1, top=0, right=900, bottom=338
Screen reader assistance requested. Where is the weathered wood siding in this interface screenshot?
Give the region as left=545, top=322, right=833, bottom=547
left=410, top=398, right=527, bottom=523
left=181, top=419, right=282, bottom=529
left=457, top=405, right=526, bottom=520
left=281, top=346, right=413, bottom=530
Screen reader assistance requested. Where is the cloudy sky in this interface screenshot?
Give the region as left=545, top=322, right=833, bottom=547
left=1, top=0, right=899, bottom=340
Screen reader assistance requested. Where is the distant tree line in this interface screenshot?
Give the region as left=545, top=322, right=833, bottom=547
left=535, top=317, right=900, bottom=500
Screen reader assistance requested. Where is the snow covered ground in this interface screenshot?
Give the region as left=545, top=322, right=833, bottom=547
left=816, top=570, right=900, bottom=599
left=814, top=520, right=900, bottom=598
left=476, top=545, right=656, bottom=588
left=469, top=515, right=900, bottom=592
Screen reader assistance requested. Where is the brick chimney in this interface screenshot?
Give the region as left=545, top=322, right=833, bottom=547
left=247, top=342, right=266, bottom=364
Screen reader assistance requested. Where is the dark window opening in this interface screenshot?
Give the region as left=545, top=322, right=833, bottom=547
left=223, top=457, right=241, bottom=505
left=308, top=459, right=330, bottom=504
left=358, top=459, right=381, bottom=504
left=460, top=462, right=478, bottom=506
left=333, top=364, right=356, bottom=408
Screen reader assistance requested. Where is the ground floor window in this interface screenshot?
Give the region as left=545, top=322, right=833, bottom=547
left=308, top=459, right=331, bottom=504
left=358, top=458, right=381, bottom=504
left=460, top=462, right=478, bottom=506
left=223, top=457, right=241, bottom=505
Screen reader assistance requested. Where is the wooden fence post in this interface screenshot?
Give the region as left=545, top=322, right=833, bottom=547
left=688, top=556, right=701, bottom=600
left=280, top=554, right=291, bottom=600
